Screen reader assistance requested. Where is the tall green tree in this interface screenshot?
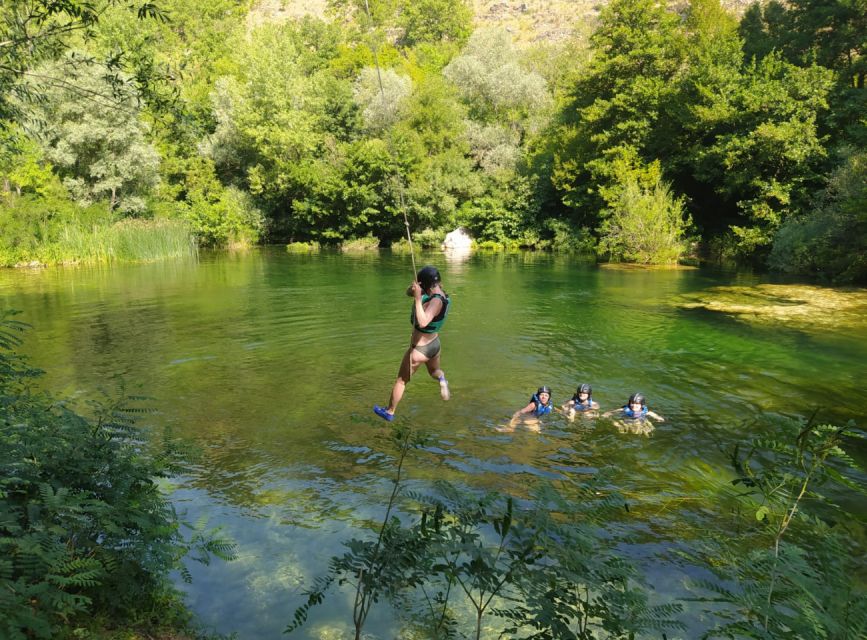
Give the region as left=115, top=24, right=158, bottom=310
left=0, top=1, right=168, bottom=120
left=677, top=11, right=833, bottom=255
left=550, top=0, right=685, bottom=222
left=22, top=58, right=160, bottom=214
left=205, top=21, right=359, bottom=238
left=739, top=0, right=867, bottom=142
left=443, top=28, right=550, bottom=124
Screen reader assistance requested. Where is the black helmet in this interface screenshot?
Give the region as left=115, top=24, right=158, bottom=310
left=537, top=386, right=552, bottom=396
left=417, top=265, right=441, bottom=291
left=628, top=392, right=646, bottom=406
left=577, top=383, right=592, bottom=396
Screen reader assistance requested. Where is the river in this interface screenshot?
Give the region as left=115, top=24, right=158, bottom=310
left=2, top=248, right=865, bottom=638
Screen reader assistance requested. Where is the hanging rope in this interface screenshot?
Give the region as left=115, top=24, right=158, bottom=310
left=362, top=0, right=418, bottom=280
left=398, top=181, right=417, bottom=276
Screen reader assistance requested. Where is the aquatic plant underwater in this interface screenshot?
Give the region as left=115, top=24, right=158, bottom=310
left=288, top=421, right=867, bottom=639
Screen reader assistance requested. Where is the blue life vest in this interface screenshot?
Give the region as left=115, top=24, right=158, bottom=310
left=622, top=405, right=648, bottom=419
left=531, top=394, right=553, bottom=416
left=571, top=395, right=595, bottom=411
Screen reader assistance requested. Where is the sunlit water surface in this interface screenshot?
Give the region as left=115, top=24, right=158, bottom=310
left=2, top=249, right=865, bottom=638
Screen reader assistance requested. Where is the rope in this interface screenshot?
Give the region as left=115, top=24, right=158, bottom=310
left=398, top=181, right=417, bottom=277
left=362, top=0, right=418, bottom=280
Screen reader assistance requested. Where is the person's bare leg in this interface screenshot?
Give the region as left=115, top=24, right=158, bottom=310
left=387, top=347, right=423, bottom=414
left=425, top=353, right=449, bottom=400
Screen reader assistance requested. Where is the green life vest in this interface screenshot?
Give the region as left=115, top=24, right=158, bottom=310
left=411, top=293, right=450, bottom=334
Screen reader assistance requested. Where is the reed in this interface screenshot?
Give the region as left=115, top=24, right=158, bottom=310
left=0, top=218, right=196, bottom=266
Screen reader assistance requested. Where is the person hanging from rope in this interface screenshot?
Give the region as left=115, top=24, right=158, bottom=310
left=374, top=266, right=451, bottom=422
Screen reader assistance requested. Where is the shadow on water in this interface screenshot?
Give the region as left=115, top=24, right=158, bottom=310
left=1, top=248, right=865, bottom=638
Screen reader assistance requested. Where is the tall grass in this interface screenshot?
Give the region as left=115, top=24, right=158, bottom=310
left=0, top=218, right=196, bottom=266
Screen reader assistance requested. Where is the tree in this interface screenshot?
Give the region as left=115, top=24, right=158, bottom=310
left=354, top=66, right=412, bottom=132
left=769, top=147, right=867, bottom=282
left=22, top=57, right=160, bottom=214
left=679, top=51, right=833, bottom=255
left=443, top=28, right=550, bottom=123
left=0, top=125, right=54, bottom=197
left=738, top=0, right=867, bottom=143
left=597, top=160, right=691, bottom=264
left=204, top=21, right=360, bottom=237
left=0, top=0, right=168, bottom=120
left=397, top=0, right=472, bottom=47
left=549, top=0, right=685, bottom=220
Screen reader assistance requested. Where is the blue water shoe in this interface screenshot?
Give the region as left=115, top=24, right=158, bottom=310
left=373, top=405, right=395, bottom=422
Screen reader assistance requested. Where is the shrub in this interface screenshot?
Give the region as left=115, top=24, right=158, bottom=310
left=598, top=174, right=691, bottom=264
left=390, top=230, right=443, bottom=254
left=473, top=239, right=521, bottom=252
left=390, top=237, right=412, bottom=253
left=412, top=227, right=445, bottom=249
left=0, top=194, right=195, bottom=266
left=187, top=185, right=264, bottom=249
left=340, top=235, right=381, bottom=252
left=457, top=195, right=523, bottom=244
left=286, top=241, right=321, bottom=253
left=542, top=219, right=597, bottom=254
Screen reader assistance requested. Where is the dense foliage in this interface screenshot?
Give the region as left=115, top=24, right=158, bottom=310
left=0, top=0, right=865, bottom=274
left=0, top=312, right=234, bottom=638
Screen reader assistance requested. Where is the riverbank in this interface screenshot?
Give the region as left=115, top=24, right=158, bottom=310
left=0, top=217, right=195, bottom=268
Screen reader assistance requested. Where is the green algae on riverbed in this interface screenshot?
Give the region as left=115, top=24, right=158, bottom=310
left=676, top=283, right=867, bottom=330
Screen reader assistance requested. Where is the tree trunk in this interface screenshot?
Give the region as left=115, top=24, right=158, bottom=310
left=111, top=187, right=117, bottom=210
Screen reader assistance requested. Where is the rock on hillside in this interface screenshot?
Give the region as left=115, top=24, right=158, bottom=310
left=246, top=0, right=749, bottom=45
left=247, top=0, right=597, bottom=45
left=471, top=0, right=600, bottom=44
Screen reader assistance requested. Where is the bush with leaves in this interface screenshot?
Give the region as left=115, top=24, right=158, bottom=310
left=769, top=148, right=867, bottom=282
left=0, top=313, right=234, bottom=639
left=540, top=219, right=596, bottom=254
left=597, top=162, right=691, bottom=264
left=287, top=427, right=683, bottom=639
left=690, top=415, right=867, bottom=639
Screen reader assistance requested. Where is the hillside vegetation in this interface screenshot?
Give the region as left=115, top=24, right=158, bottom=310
left=0, top=0, right=864, bottom=277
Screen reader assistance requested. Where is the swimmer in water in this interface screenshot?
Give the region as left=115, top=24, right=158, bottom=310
left=561, top=383, right=600, bottom=420
left=503, top=386, right=553, bottom=432
left=602, top=392, right=664, bottom=436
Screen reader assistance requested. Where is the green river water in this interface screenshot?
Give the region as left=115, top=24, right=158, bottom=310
left=1, top=248, right=865, bottom=638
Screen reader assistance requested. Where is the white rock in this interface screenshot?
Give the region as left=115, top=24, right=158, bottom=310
left=442, top=227, right=472, bottom=251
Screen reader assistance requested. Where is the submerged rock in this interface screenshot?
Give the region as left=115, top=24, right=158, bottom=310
left=677, top=284, right=867, bottom=330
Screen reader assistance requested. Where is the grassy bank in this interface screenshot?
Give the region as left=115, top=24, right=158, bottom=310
left=0, top=214, right=196, bottom=267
